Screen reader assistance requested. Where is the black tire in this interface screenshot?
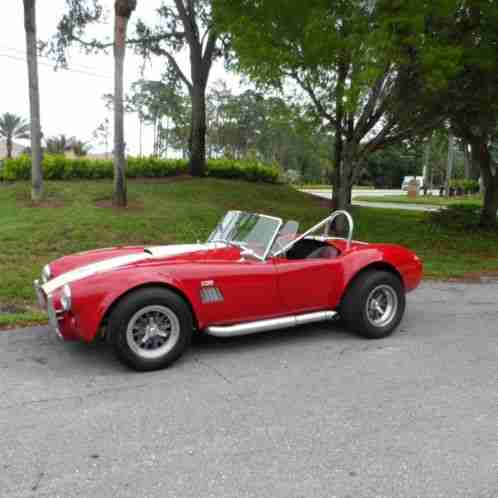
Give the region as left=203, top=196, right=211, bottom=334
left=340, top=270, right=405, bottom=339
left=108, top=287, right=193, bottom=371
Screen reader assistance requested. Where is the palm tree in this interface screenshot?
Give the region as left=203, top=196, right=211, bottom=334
left=23, top=0, right=43, bottom=202
left=113, top=0, right=137, bottom=206
left=0, top=113, right=30, bottom=158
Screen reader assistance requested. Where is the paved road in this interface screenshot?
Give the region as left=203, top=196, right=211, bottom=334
left=1, top=281, right=498, bottom=498
left=302, top=189, right=441, bottom=212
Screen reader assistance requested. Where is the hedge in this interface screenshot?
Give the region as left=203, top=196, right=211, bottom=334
left=0, top=155, right=280, bottom=184
left=449, top=179, right=480, bottom=195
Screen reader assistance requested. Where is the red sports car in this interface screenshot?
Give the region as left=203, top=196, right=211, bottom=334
left=34, top=210, right=422, bottom=371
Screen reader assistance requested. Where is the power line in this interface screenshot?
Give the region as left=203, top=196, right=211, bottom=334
left=0, top=52, right=112, bottom=80
left=0, top=44, right=113, bottom=75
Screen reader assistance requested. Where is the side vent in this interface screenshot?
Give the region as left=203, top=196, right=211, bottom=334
left=200, top=286, right=224, bottom=304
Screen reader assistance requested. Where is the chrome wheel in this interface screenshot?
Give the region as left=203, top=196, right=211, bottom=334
left=366, top=284, right=398, bottom=328
left=126, top=305, right=181, bottom=360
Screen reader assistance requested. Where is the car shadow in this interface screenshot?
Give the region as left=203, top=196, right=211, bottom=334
left=6, top=316, right=412, bottom=375
left=190, top=320, right=359, bottom=355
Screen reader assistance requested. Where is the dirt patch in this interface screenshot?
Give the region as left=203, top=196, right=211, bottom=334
left=0, top=304, right=27, bottom=314
left=25, top=200, right=65, bottom=208
left=15, top=192, right=65, bottom=208
left=94, top=199, right=144, bottom=210
left=443, top=268, right=498, bottom=284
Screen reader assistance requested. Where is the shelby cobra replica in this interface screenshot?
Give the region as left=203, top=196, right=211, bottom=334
left=34, top=210, right=422, bottom=371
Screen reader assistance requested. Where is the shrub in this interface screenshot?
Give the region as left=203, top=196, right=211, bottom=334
left=0, top=155, right=279, bottom=184
left=449, top=179, right=480, bottom=195
left=427, top=204, right=483, bottom=232
left=206, top=159, right=280, bottom=183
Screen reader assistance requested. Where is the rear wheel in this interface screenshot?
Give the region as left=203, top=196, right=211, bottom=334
left=340, top=270, right=405, bottom=339
left=108, top=287, right=193, bottom=371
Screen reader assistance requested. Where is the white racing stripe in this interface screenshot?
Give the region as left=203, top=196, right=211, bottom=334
left=42, top=243, right=223, bottom=295
left=42, top=253, right=150, bottom=295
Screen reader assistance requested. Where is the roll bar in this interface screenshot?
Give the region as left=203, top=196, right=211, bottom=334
left=272, top=210, right=354, bottom=257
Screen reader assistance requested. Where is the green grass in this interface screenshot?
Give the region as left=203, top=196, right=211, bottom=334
left=355, top=194, right=483, bottom=207
left=0, top=179, right=497, bottom=328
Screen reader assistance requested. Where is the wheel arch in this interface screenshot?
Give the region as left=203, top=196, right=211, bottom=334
left=341, top=262, right=405, bottom=306
left=99, top=282, right=199, bottom=335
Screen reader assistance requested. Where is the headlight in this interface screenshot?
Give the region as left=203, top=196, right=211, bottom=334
left=42, top=264, right=52, bottom=283
left=60, top=284, right=72, bottom=312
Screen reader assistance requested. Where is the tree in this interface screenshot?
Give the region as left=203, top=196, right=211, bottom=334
left=23, top=0, right=43, bottom=202
left=204, top=84, right=331, bottom=181
left=135, top=1, right=222, bottom=176
left=113, top=0, right=137, bottom=206
left=215, top=0, right=440, bottom=213
left=71, top=138, right=90, bottom=156
left=52, top=0, right=136, bottom=206
left=45, top=134, right=71, bottom=154
left=45, top=134, right=90, bottom=156
left=384, top=0, right=498, bottom=228
left=127, top=77, right=191, bottom=157
left=92, top=118, right=111, bottom=158
left=0, top=113, right=30, bottom=159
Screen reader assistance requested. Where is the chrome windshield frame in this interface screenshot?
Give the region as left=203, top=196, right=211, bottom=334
left=209, top=211, right=283, bottom=262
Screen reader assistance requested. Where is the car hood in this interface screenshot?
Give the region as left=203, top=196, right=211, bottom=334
left=42, top=242, right=237, bottom=294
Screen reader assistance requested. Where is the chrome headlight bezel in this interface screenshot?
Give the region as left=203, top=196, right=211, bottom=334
left=60, top=284, right=72, bottom=312
left=41, top=264, right=52, bottom=283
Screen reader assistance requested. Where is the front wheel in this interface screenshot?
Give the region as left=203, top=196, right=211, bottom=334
left=108, top=287, right=193, bottom=371
left=340, top=270, right=405, bottom=339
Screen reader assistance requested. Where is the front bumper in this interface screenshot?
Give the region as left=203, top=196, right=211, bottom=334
left=34, top=279, right=63, bottom=339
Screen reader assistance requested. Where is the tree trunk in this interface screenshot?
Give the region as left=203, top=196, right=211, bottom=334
left=113, top=0, right=136, bottom=207
left=189, top=84, right=207, bottom=176
left=331, top=136, right=355, bottom=235
left=6, top=136, right=12, bottom=159
left=23, top=0, right=43, bottom=202
left=472, top=138, right=498, bottom=228
left=463, top=141, right=471, bottom=179
left=423, top=138, right=431, bottom=189
left=138, top=115, right=143, bottom=157
left=444, top=131, right=455, bottom=196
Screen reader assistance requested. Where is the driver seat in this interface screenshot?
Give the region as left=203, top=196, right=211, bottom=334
left=306, top=245, right=340, bottom=259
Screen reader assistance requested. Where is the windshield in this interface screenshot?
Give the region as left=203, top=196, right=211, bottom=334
left=208, top=211, right=282, bottom=259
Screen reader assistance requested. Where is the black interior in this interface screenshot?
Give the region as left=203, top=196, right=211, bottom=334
left=285, top=238, right=340, bottom=260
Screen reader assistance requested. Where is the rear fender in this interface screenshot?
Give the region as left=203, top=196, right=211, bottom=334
left=330, top=245, right=422, bottom=308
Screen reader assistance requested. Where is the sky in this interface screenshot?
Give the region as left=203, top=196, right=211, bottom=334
left=0, top=1, right=242, bottom=155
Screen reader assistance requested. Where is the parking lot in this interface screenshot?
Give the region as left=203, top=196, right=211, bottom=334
left=1, top=281, right=497, bottom=498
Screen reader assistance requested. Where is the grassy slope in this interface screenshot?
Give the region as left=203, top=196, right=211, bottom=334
left=0, top=179, right=497, bottom=326
left=355, top=194, right=483, bottom=207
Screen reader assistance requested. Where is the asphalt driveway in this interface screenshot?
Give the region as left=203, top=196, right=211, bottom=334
left=1, top=281, right=497, bottom=498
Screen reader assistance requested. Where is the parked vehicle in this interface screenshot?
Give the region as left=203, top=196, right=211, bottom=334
left=34, top=210, right=423, bottom=371
left=401, top=176, right=424, bottom=191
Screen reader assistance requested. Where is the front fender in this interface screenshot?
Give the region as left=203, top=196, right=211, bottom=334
left=69, top=267, right=198, bottom=342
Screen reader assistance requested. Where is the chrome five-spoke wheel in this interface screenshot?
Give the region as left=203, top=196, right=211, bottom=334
left=340, top=270, right=405, bottom=339
left=366, top=285, right=399, bottom=328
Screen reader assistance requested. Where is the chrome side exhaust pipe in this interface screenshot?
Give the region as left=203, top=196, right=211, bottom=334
left=205, top=310, right=337, bottom=338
